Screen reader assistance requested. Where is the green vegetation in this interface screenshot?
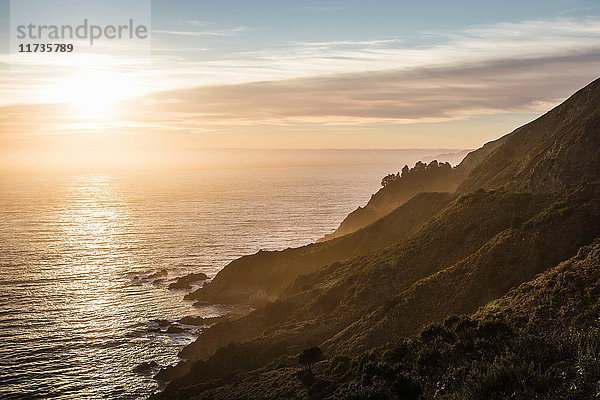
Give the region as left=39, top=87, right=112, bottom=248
left=326, top=312, right=600, bottom=399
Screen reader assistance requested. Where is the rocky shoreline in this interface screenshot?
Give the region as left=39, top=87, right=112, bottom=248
left=126, top=269, right=250, bottom=387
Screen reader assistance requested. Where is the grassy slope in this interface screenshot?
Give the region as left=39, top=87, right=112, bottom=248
left=188, top=138, right=507, bottom=307
left=459, top=78, right=600, bottom=194
left=325, top=185, right=600, bottom=355
left=157, top=189, right=554, bottom=386
left=204, top=237, right=600, bottom=400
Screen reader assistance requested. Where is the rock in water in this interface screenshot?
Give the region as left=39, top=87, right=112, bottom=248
left=133, top=361, right=158, bottom=373
left=149, top=269, right=168, bottom=279
left=168, top=272, right=208, bottom=290
left=166, top=325, right=185, bottom=334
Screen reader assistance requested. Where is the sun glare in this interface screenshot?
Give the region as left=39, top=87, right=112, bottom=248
left=52, top=71, right=138, bottom=120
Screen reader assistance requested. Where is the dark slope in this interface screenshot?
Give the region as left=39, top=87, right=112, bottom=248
left=155, top=78, right=600, bottom=399
left=156, top=187, right=599, bottom=399
left=479, top=238, right=600, bottom=336
left=186, top=240, right=600, bottom=400
left=187, top=192, right=454, bottom=305
left=186, top=131, right=508, bottom=307
left=324, top=184, right=600, bottom=355
left=157, top=189, right=550, bottom=387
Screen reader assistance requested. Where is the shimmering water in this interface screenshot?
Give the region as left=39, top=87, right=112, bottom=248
left=0, top=161, right=429, bottom=399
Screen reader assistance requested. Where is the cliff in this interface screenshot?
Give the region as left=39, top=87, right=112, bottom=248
left=187, top=142, right=504, bottom=306
left=158, top=240, right=600, bottom=399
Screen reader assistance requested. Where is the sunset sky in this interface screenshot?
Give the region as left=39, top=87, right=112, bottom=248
left=1, top=0, right=599, bottom=172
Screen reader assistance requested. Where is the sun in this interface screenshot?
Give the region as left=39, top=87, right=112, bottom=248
left=52, top=71, right=138, bottom=120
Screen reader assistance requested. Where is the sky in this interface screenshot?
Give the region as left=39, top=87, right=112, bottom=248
left=0, top=0, right=599, bottom=172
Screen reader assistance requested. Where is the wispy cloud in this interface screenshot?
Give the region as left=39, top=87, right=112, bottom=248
left=133, top=16, right=600, bottom=125
left=138, top=16, right=600, bottom=92
left=153, top=26, right=247, bottom=37
left=140, top=50, right=600, bottom=125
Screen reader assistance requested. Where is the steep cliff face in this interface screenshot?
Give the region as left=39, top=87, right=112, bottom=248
left=185, top=118, right=512, bottom=307
left=155, top=78, right=600, bottom=400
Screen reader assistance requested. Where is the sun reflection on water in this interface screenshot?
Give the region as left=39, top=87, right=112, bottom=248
left=1, top=173, right=204, bottom=399
left=0, top=166, right=389, bottom=399
left=62, top=174, right=123, bottom=246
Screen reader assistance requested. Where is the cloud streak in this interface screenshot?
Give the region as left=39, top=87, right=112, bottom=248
left=139, top=16, right=600, bottom=98
left=140, top=49, right=600, bottom=125
left=153, top=26, right=247, bottom=37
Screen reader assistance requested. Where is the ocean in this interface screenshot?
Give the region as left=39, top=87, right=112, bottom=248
left=0, top=153, right=451, bottom=399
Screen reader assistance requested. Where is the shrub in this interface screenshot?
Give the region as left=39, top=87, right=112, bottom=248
left=462, top=356, right=551, bottom=399
left=477, top=317, right=513, bottom=339
left=299, top=346, right=324, bottom=371
left=331, top=356, right=352, bottom=376
left=361, top=361, right=394, bottom=385
left=383, top=339, right=410, bottom=363
left=339, top=383, right=395, bottom=400
left=419, top=323, right=455, bottom=344
left=415, top=347, right=442, bottom=372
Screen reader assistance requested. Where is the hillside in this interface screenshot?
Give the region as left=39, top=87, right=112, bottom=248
left=175, top=240, right=600, bottom=400
left=459, top=78, right=600, bottom=194
left=319, top=137, right=506, bottom=242
left=153, top=78, right=600, bottom=399
left=189, top=142, right=503, bottom=307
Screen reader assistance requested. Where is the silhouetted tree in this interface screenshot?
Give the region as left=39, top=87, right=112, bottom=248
left=299, top=346, right=323, bottom=371
left=381, top=172, right=400, bottom=187
left=380, top=159, right=457, bottom=190
left=401, top=165, right=410, bottom=177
